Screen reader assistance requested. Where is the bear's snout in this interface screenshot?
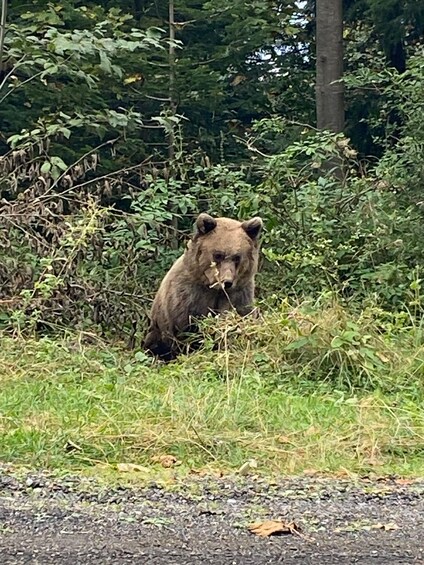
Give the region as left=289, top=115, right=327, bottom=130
left=219, top=262, right=236, bottom=289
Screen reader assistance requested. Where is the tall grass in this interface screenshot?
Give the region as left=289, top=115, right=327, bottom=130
left=1, top=299, right=424, bottom=477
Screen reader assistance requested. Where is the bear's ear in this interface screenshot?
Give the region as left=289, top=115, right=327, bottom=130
left=241, top=217, right=263, bottom=240
left=195, top=213, right=217, bottom=235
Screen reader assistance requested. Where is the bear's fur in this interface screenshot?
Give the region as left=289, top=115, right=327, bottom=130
left=144, top=213, right=263, bottom=360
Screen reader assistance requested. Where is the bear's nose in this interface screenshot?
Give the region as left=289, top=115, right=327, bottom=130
left=223, top=280, right=233, bottom=289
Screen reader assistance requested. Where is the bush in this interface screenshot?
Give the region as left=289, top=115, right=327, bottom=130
left=1, top=43, right=423, bottom=336
left=183, top=297, right=424, bottom=394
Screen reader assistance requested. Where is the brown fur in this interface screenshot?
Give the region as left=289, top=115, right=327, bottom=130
left=144, top=213, right=263, bottom=360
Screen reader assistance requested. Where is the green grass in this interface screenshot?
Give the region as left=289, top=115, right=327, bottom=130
left=1, top=302, right=424, bottom=479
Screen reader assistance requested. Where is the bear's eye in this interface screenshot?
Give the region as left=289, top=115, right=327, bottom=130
left=213, top=252, right=225, bottom=263
left=232, top=254, right=241, bottom=266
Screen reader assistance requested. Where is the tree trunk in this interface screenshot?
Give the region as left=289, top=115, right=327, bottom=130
left=0, top=0, right=8, bottom=75
left=168, top=0, right=176, bottom=161
left=316, top=0, right=344, bottom=133
left=168, top=0, right=179, bottom=249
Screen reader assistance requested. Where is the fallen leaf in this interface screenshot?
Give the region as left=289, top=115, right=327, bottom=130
left=303, top=468, right=319, bottom=476
left=117, top=463, right=149, bottom=473
left=189, top=468, right=206, bottom=476
left=189, top=468, right=224, bottom=478
left=237, top=459, right=258, bottom=475
left=152, top=455, right=181, bottom=468
left=277, top=435, right=293, bottom=445
left=394, top=478, right=414, bottom=485
left=248, top=520, right=301, bottom=538
left=333, top=468, right=354, bottom=479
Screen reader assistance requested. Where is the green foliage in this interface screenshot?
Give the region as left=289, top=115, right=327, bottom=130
left=0, top=1, right=424, bottom=338
left=244, top=48, right=424, bottom=305
left=0, top=5, right=167, bottom=165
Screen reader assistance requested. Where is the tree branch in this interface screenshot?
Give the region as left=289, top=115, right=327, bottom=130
left=0, top=0, right=7, bottom=75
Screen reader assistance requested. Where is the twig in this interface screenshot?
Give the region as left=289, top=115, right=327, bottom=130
left=35, top=157, right=154, bottom=203
left=0, top=0, right=7, bottom=76
left=40, top=137, right=120, bottom=199
left=0, top=68, right=46, bottom=105
left=0, top=57, right=24, bottom=93
left=188, top=424, right=218, bottom=461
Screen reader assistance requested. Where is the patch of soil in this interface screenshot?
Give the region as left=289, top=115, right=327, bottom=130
left=0, top=469, right=423, bottom=564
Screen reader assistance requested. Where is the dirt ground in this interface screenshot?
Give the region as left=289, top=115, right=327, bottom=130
left=0, top=469, right=423, bottom=564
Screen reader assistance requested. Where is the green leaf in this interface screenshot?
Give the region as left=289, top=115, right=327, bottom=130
left=99, top=51, right=112, bottom=74
left=285, top=336, right=310, bottom=351
left=51, top=166, right=61, bottom=181
left=330, top=336, right=345, bottom=349
left=40, top=162, right=52, bottom=174
left=50, top=156, right=68, bottom=171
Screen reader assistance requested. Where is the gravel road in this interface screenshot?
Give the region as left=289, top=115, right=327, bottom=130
left=0, top=469, right=423, bottom=564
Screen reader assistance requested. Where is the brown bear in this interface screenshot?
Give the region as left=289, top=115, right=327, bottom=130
left=144, top=213, right=263, bottom=360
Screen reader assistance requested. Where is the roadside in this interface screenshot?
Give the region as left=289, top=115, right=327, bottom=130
left=0, top=469, right=423, bottom=564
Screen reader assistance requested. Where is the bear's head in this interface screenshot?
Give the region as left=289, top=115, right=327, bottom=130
left=187, top=213, right=263, bottom=289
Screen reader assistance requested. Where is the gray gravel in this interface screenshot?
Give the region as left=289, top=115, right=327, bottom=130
left=0, top=469, right=423, bottom=564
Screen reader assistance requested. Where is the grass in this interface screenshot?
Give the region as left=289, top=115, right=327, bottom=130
left=1, top=301, right=424, bottom=479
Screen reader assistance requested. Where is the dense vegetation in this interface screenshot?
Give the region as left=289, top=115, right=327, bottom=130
left=0, top=1, right=423, bottom=475
left=1, top=0, right=422, bottom=339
